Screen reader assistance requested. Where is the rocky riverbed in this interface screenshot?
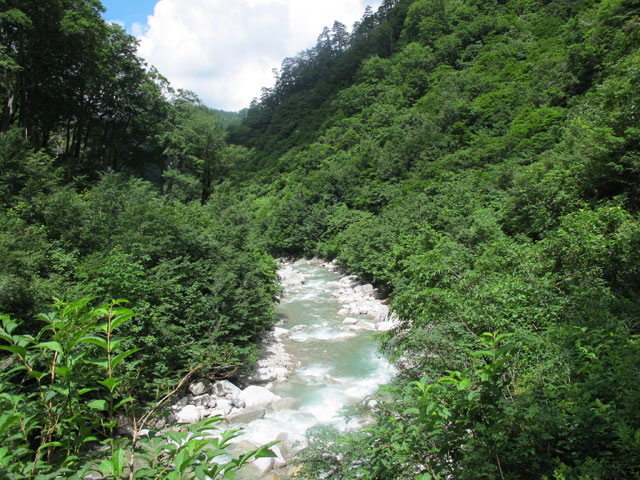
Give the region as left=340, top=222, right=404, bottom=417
left=160, top=259, right=398, bottom=478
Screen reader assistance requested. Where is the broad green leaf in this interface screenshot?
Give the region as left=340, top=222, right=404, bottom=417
left=470, top=349, right=493, bottom=358
left=415, top=473, right=432, bottom=480
left=496, top=344, right=515, bottom=357
left=0, top=414, right=20, bottom=435
left=78, top=336, right=108, bottom=350
left=29, top=370, right=46, bottom=381
left=114, top=397, right=134, bottom=410
left=99, top=377, right=120, bottom=392
left=111, top=348, right=141, bottom=369
left=457, top=377, right=471, bottom=391
left=110, top=310, right=136, bottom=332
left=87, top=399, right=108, bottom=411
left=99, top=459, right=114, bottom=476
left=0, top=345, right=28, bottom=357
left=35, top=341, right=63, bottom=355
left=86, top=359, right=109, bottom=370
left=38, top=441, right=63, bottom=451
left=78, top=387, right=98, bottom=396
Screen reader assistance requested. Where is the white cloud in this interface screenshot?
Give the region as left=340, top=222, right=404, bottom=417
left=131, top=22, right=148, bottom=38
left=137, top=0, right=381, bottom=111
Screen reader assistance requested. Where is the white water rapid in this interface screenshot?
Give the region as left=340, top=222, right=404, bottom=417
left=239, top=259, right=396, bottom=452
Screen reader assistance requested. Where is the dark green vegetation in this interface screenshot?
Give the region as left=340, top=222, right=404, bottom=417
left=1, top=299, right=276, bottom=479
left=1, top=1, right=278, bottom=476
left=227, top=0, right=640, bottom=478
left=2, top=0, right=640, bottom=478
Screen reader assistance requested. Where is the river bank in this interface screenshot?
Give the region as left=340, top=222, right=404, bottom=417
left=164, top=258, right=398, bottom=478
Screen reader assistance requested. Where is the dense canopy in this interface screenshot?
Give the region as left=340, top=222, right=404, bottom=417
left=1, top=0, right=640, bottom=478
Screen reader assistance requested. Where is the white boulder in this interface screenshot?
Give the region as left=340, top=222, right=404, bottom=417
left=238, top=385, right=280, bottom=409
left=277, top=265, right=305, bottom=287
left=175, top=405, right=202, bottom=424
left=376, top=321, right=396, bottom=332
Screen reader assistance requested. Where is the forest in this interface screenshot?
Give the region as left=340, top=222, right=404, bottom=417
left=1, top=0, right=640, bottom=478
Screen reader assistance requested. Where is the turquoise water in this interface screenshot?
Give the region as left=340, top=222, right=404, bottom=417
left=241, top=261, right=395, bottom=445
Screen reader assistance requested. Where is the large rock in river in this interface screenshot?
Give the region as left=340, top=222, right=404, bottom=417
left=277, top=265, right=305, bottom=287
left=226, top=407, right=266, bottom=424
left=238, top=385, right=280, bottom=409
left=189, top=379, right=211, bottom=396
left=211, top=380, right=242, bottom=398
left=175, top=405, right=202, bottom=424
left=233, top=440, right=275, bottom=478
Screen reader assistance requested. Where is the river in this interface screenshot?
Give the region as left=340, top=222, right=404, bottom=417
left=239, top=260, right=396, bottom=449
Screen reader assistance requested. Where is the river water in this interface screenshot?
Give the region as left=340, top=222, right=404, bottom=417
left=240, top=261, right=396, bottom=447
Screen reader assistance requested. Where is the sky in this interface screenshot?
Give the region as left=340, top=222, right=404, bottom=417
left=101, top=0, right=382, bottom=112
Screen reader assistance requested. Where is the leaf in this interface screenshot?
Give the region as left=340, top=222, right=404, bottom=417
left=457, top=377, right=471, bottom=391
left=99, top=459, right=114, bottom=476
left=415, top=473, right=432, bottom=480
left=496, top=343, right=515, bottom=357
left=114, top=397, right=134, bottom=410
left=78, top=336, right=108, bottom=350
left=38, top=441, right=63, bottom=451
left=87, top=399, right=108, bottom=411
left=35, top=341, right=63, bottom=355
left=29, top=370, right=46, bottom=381
left=0, top=345, right=27, bottom=358
left=78, top=387, right=98, bottom=396
left=86, top=359, right=109, bottom=370
left=0, top=414, right=20, bottom=436
left=1, top=316, right=19, bottom=334
left=111, top=348, right=141, bottom=370
left=253, top=442, right=278, bottom=459
left=99, top=377, right=120, bottom=392
left=110, top=310, right=136, bottom=332
left=470, top=349, right=494, bottom=358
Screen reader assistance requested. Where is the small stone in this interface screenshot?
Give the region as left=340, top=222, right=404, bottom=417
left=361, top=284, right=375, bottom=296
left=271, top=445, right=287, bottom=468
left=173, top=395, right=192, bottom=408
left=192, top=394, right=215, bottom=408
left=365, top=399, right=378, bottom=410
left=273, top=327, right=289, bottom=338
left=215, top=398, right=233, bottom=415
left=342, top=317, right=358, bottom=325
left=232, top=439, right=259, bottom=457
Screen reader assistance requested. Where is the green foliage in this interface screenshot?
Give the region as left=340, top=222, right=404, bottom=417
left=4, top=0, right=640, bottom=477
left=0, top=163, right=278, bottom=379
left=225, top=0, right=640, bottom=477
left=0, top=299, right=275, bottom=479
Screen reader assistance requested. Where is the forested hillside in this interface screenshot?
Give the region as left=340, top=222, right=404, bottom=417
left=0, top=2, right=278, bottom=476
left=1, top=0, right=640, bottom=478
left=228, top=0, right=640, bottom=478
